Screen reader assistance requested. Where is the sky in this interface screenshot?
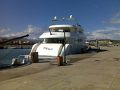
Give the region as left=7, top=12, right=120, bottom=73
left=0, top=0, right=120, bottom=40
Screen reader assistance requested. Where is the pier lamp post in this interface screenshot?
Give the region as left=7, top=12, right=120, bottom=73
left=63, top=30, right=66, bottom=64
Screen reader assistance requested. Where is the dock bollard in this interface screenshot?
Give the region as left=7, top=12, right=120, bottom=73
left=31, top=52, right=39, bottom=63
left=57, top=56, right=63, bottom=66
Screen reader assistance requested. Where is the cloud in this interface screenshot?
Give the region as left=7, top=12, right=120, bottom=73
left=0, top=25, right=46, bottom=39
left=24, top=25, right=42, bottom=34
left=24, top=25, right=46, bottom=39
left=86, top=27, right=120, bottom=40
left=1, top=25, right=120, bottom=40
left=0, top=27, right=10, bottom=36
left=94, top=12, right=120, bottom=40
left=110, top=12, right=120, bottom=24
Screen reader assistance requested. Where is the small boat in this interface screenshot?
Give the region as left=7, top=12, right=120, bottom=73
left=30, top=15, right=87, bottom=60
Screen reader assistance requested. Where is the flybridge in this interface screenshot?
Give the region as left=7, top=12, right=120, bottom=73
left=51, top=15, right=81, bottom=26
left=49, top=15, right=83, bottom=32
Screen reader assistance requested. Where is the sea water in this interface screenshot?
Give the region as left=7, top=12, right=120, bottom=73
left=0, top=49, right=30, bottom=66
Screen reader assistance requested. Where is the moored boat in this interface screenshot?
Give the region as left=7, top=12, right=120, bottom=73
left=30, top=15, right=87, bottom=60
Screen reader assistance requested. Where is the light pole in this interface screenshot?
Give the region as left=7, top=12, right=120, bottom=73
left=63, top=30, right=66, bottom=64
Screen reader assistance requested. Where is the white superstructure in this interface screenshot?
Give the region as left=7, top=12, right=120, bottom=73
left=30, top=15, right=87, bottom=59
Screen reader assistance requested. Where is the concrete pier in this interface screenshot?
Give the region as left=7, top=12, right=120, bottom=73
left=0, top=46, right=120, bottom=90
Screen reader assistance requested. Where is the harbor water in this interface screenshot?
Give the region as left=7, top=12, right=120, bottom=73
left=0, top=49, right=31, bottom=67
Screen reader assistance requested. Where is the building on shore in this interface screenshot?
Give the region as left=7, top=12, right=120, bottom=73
left=88, top=39, right=120, bottom=47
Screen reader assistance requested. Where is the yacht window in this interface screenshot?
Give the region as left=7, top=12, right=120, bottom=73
left=42, top=38, right=68, bottom=43
left=50, top=28, right=70, bottom=32
left=39, top=39, right=44, bottom=43
left=79, top=31, right=83, bottom=33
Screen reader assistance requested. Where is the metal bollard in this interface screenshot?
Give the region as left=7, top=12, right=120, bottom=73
left=57, top=56, right=63, bottom=66
left=31, top=52, right=39, bottom=63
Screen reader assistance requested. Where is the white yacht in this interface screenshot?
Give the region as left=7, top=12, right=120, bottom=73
left=30, top=15, right=87, bottom=60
